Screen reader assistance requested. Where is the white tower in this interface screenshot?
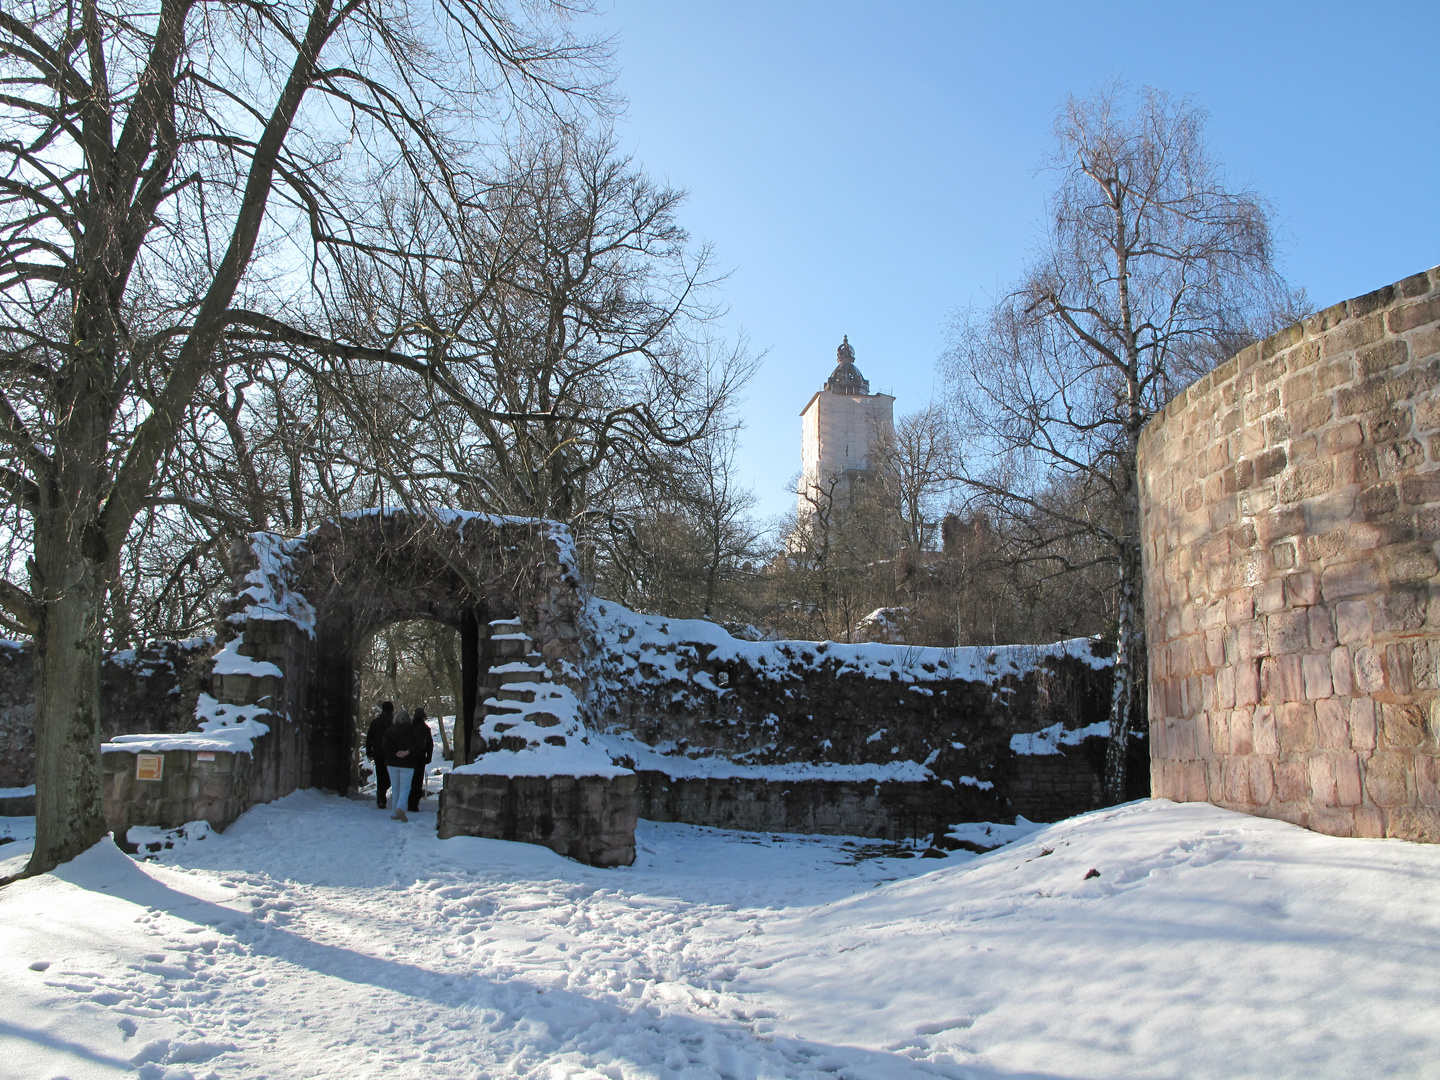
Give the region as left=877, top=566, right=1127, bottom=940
left=799, top=337, right=895, bottom=512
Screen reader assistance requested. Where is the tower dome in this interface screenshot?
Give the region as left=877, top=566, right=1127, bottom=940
left=824, top=335, right=870, bottom=395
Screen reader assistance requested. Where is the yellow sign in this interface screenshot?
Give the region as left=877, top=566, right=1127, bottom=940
left=135, top=754, right=164, bottom=781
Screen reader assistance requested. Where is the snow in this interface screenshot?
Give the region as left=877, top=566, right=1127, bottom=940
left=463, top=670, right=631, bottom=779
left=587, top=597, right=1111, bottom=690
left=101, top=695, right=271, bottom=755
left=231, top=532, right=316, bottom=634
left=0, top=785, right=34, bottom=799
left=1, top=796, right=1436, bottom=1079
left=207, top=634, right=282, bottom=679
left=451, top=742, right=633, bottom=780
left=1010, top=720, right=1111, bottom=755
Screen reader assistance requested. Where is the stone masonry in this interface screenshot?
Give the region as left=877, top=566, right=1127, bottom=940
left=438, top=773, right=637, bottom=867
left=1140, top=267, right=1440, bottom=841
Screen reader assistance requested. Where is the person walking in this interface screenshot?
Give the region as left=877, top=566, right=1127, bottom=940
left=363, top=701, right=395, bottom=809
left=382, top=708, right=426, bottom=822
left=408, top=707, right=435, bottom=814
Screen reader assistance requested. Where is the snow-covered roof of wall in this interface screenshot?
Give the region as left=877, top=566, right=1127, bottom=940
left=586, top=598, right=1112, bottom=685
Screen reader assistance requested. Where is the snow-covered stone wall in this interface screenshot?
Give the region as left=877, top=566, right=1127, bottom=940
left=582, top=599, right=1132, bottom=834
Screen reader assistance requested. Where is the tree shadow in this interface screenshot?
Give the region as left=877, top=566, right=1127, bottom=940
left=35, top=840, right=1087, bottom=1080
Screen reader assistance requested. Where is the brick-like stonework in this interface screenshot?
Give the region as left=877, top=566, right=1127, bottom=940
left=438, top=772, right=637, bottom=867
left=587, top=608, right=1142, bottom=833
left=1140, top=267, right=1440, bottom=841
left=103, top=748, right=252, bottom=836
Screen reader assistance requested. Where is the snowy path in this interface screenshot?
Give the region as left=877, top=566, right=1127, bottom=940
left=2, top=794, right=1438, bottom=1079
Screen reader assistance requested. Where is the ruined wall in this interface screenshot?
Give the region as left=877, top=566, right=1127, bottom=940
left=438, top=773, right=637, bottom=867
left=0, top=642, right=33, bottom=790
left=1140, top=267, right=1440, bottom=841
left=0, top=638, right=213, bottom=790
left=584, top=600, right=1136, bottom=833
left=103, top=747, right=253, bottom=836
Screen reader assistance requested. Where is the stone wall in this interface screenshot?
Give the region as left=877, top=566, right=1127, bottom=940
left=102, top=747, right=252, bottom=837
left=585, top=601, right=1139, bottom=836
left=437, top=772, right=637, bottom=866
left=0, top=638, right=213, bottom=790
left=0, top=642, right=33, bottom=790
left=633, top=774, right=947, bottom=841
left=1139, top=266, right=1440, bottom=841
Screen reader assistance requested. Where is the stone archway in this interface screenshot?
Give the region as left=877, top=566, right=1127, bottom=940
left=209, top=509, right=586, bottom=807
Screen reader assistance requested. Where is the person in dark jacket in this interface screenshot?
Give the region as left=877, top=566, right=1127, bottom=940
left=408, top=707, right=435, bottom=813
left=382, top=708, right=426, bottom=821
left=363, top=701, right=395, bottom=809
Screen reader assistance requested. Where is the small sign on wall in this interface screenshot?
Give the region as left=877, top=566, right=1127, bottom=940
left=196, top=752, right=216, bottom=762
left=135, top=754, right=164, bottom=781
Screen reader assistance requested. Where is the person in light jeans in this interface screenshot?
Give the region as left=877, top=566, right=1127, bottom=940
left=382, top=708, right=423, bottom=822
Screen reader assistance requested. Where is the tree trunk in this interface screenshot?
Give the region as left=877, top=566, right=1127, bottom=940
left=1104, top=471, right=1144, bottom=803
left=26, top=538, right=109, bottom=876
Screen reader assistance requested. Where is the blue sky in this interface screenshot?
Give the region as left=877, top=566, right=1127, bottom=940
left=595, top=1, right=1440, bottom=521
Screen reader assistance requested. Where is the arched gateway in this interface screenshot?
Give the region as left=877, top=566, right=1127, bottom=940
left=215, top=509, right=584, bottom=792
left=103, top=509, right=637, bottom=866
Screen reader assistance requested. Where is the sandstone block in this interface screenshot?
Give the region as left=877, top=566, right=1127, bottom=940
left=1306, top=607, right=1337, bottom=652
left=1359, top=481, right=1399, bottom=517
left=1417, top=754, right=1440, bottom=807
left=1380, top=703, right=1426, bottom=748
left=1253, top=706, right=1278, bottom=756
left=1385, top=806, right=1440, bottom=844
left=1375, top=589, right=1425, bottom=633
left=1207, top=708, right=1227, bottom=754
left=1302, top=653, right=1333, bottom=701
left=1353, top=647, right=1386, bottom=694
left=1267, top=610, right=1309, bottom=656
left=1249, top=757, right=1275, bottom=805
left=1277, top=703, right=1315, bottom=755
left=1335, top=600, right=1373, bottom=645
left=1384, top=644, right=1415, bottom=697
left=1353, top=806, right=1385, bottom=838
left=1350, top=698, right=1378, bottom=751
left=1275, top=761, right=1308, bottom=803
left=1230, top=708, right=1254, bottom=755
left=1308, top=809, right=1354, bottom=836
left=1334, top=753, right=1363, bottom=807
left=1216, top=666, right=1236, bottom=709
left=1314, top=699, right=1348, bottom=749
left=1256, top=578, right=1287, bottom=614
left=1330, top=647, right=1355, bottom=697
left=1388, top=295, right=1440, bottom=335
left=1261, top=655, right=1304, bottom=703
left=1279, top=463, right=1334, bottom=504
left=1380, top=548, right=1439, bottom=587
left=1321, top=561, right=1380, bottom=602
left=1364, top=752, right=1410, bottom=807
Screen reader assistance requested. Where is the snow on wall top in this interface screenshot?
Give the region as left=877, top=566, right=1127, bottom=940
left=586, top=597, right=1111, bottom=685
left=102, top=694, right=271, bottom=755
left=232, top=531, right=317, bottom=634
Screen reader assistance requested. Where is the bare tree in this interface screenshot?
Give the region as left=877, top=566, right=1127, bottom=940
left=308, top=132, right=755, bottom=531
left=0, top=0, right=606, bottom=875
left=946, top=83, right=1302, bottom=800
left=873, top=403, right=959, bottom=552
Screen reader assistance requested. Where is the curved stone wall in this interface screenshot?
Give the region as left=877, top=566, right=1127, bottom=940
left=1139, top=266, right=1440, bottom=841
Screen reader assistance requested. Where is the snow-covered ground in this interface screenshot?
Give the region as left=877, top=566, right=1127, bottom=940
left=1, top=795, right=1436, bottom=1079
